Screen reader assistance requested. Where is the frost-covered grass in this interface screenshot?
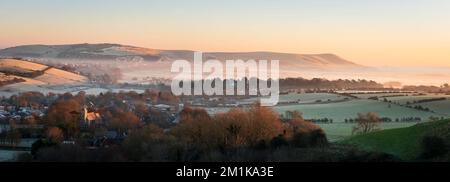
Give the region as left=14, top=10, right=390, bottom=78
left=204, top=93, right=446, bottom=141
left=273, top=99, right=443, bottom=123
left=413, top=99, right=450, bottom=115
left=0, top=59, right=48, bottom=73
left=384, top=94, right=450, bottom=105
left=243, top=92, right=351, bottom=104
left=352, top=93, right=410, bottom=99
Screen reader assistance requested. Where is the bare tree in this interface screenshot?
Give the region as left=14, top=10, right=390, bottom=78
left=285, top=110, right=303, bottom=120
left=352, top=112, right=380, bottom=135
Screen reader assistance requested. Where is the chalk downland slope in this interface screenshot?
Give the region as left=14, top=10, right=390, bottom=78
left=35, top=67, right=88, bottom=84
left=0, top=43, right=368, bottom=71
left=0, top=58, right=48, bottom=73
left=0, top=59, right=88, bottom=96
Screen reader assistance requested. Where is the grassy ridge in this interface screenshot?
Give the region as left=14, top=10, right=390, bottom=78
left=341, top=120, right=450, bottom=160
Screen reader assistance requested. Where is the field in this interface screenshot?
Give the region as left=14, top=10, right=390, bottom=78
left=352, top=93, right=411, bottom=99
left=318, top=122, right=419, bottom=141
left=0, top=58, right=90, bottom=97
left=341, top=119, right=450, bottom=160
left=242, top=92, right=351, bottom=104
left=376, top=93, right=450, bottom=116
left=314, top=93, right=450, bottom=142
left=412, top=100, right=450, bottom=115
left=0, top=59, right=48, bottom=73
left=35, top=67, right=88, bottom=84
left=1, top=63, right=449, bottom=145
left=273, top=99, right=442, bottom=122
left=201, top=92, right=449, bottom=141
left=384, top=94, right=450, bottom=105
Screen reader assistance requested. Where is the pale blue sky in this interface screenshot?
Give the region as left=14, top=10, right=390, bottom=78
left=1, top=0, right=450, bottom=66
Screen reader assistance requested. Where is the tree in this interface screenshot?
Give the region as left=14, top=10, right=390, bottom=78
left=172, top=104, right=283, bottom=149
left=171, top=107, right=217, bottom=148
left=45, top=98, right=82, bottom=138
left=121, top=124, right=166, bottom=161
left=15, top=91, right=46, bottom=108
left=352, top=112, right=380, bottom=135
left=31, top=139, right=58, bottom=156
left=46, top=127, right=64, bottom=143
left=284, top=117, right=321, bottom=138
left=285, top=110, right=303, bottom=120
left=134, top=101, right=149, bottom=120
left=242, top=103, right=282, bottom=146
left=104, top=107, right=141, bottom=134
left=281, top=111, right=327, bottom=148
left=419, top=135, right=448, bottom=159
left=214, top=109, right=248, bottom=148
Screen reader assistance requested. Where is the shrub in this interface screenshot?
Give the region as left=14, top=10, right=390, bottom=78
left=15, top=152, right=33, bottom=162
left=31, top=139, right=59, bottom=156
left=270, top=135, right=289, bottom=148
left=419, top=135, right=448, bottom=159
left=290, top=130, right=328, bottom=148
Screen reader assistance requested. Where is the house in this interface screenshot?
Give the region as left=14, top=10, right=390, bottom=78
left=208, top=97, right=220, bottom=102
left=82, top=107, right=102, bottom=128
left=153, top=104, right=173, bottom=112
left=0, top=110, right=8, bottom=116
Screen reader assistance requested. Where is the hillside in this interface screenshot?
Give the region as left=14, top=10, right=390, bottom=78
left=0, top=58, right=48, bottom=74
left=0, top=58, right=88, bottom=97
left=341, top=119, right=450, bottom=160
left=0, top=43, right=367, bottom=71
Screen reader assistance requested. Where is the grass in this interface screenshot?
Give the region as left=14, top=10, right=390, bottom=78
left=341, top=119, right=450, bottom=160
left=385, top=94, right=450, bottom=105
left=413, top=99, right=450, bottom=116
left=319, top=122, right=418, bottom=141
left=274, top=99, right=442, bottom=123
left=243, top=92, right=350, bottom=104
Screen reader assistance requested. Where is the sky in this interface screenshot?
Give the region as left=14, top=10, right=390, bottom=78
left=1, top=0, right=450, bottom=67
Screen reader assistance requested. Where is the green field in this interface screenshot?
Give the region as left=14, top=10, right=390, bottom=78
left=273, top=99, right=443, bottom=123
left=412, top=99, right=450, bottom=116
left=365, top=93, right=450, bottom=116
left=384, top=94, right=450, bottom=105
left=208, top=93, right=450, bottom=143
left=318, top=122, right=419, bottom=141
left=341, top=120, right=450, bottom=160
left=243, top=92, right=351, bottom=104
left=272, top=94, right=449, bottom=142
left=352, top=93, right=410, bottom=99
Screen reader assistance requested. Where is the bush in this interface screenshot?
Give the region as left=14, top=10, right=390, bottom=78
left=15, top=152, right=33, bottom=162
left=341, top=150, right=401, bottom=162
left=308, top=129, right=329, bottom=147
left=290, top=129, right=328, bottom=148
left=172, top=104, right=283, bottom=150
left=31, top=139, right=58, bottom=156
left=270, top=135, right=289, bottom=148
left=419, top=135, right=448, bottom=159
left=35, top=144, right=89, bottom=162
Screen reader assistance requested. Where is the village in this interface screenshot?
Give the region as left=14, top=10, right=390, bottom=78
left=0, top=90, right=185, bottom=161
